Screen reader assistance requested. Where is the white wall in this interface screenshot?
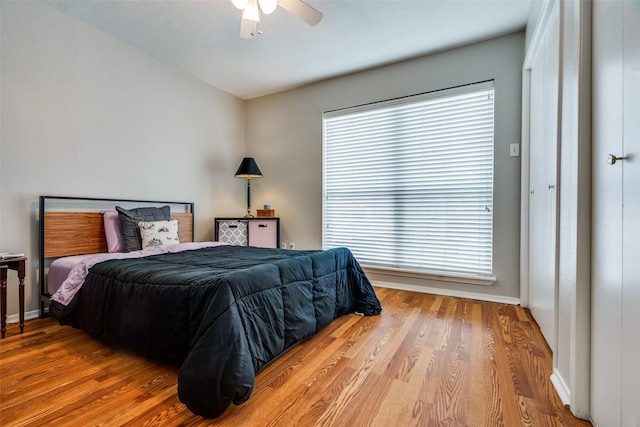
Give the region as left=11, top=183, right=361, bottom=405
left=246, top=32, right=524, bottom=301
left=0, top=1, right=246, bottom=319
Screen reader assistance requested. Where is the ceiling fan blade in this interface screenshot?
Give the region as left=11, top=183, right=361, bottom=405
left=278, top=0, right=322, bottom=26
left=240, top=18, right=258, bottom=38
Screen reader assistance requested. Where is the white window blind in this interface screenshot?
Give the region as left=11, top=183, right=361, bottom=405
left=323, top=81, right=494, bottom=278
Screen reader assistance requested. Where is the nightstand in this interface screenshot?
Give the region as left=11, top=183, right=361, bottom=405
left=1, top=256, right=27, bottom=338
left=215, top=218, right=280, bottom=248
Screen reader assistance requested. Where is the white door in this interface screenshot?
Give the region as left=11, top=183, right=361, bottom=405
left=591, top=1, right=640, bottom=425
left=620, top=2, right=640, bottom=421
left=528, top=2, right=560, bottom=351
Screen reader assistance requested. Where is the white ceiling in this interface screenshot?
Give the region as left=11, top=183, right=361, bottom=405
left=45, top=0, right=532, bottom=100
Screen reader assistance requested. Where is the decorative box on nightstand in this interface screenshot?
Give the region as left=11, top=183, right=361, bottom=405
left=214, top=218, right=280, bottom=249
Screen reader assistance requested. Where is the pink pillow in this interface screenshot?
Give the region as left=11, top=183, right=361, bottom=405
left=101, top=210, right=125, bottom=253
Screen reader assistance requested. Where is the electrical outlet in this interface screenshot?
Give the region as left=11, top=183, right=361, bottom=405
left=289, top=243, right=296, bottom=250
left=281, top=242, right=287, bottom=249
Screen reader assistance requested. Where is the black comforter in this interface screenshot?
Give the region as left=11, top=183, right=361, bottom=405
left=51, top=245, right=381, bottom=418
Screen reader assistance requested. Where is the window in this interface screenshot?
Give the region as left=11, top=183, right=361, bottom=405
left=323, top=81, right=494, bottom=279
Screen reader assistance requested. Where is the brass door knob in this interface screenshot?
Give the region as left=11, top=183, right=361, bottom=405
left=608, top=154, right=629, bottom=165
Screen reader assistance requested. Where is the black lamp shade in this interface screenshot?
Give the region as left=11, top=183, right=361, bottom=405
left=234, top=157, right=263, bottom=178
left=235, top=157, right=262, bottom=218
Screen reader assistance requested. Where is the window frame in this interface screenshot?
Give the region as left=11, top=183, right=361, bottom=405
left=322, top=81, right=496, bottom=284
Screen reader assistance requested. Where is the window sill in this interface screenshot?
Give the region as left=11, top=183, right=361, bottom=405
left=362, top=265, right=496, bottom=286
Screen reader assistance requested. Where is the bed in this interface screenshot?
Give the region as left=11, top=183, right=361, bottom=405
left=39, top=196, right=382, bottom=418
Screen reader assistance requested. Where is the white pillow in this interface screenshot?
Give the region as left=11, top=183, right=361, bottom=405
left=138, top=219, right=180, bottom=249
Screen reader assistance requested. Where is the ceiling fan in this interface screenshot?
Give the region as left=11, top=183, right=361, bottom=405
left=231, top=0, right=323, bottom=38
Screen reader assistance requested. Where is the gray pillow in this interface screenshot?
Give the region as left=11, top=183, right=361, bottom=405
left=116, top=205, right=170, bottom=252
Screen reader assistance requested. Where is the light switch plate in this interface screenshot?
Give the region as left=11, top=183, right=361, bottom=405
left=510, top=143, right=520, bottom=157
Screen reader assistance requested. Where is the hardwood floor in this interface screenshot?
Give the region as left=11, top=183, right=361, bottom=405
left=0, top=288, right=591, bottom=426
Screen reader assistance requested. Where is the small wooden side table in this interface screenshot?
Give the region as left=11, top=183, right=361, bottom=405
left=0, top=256, right=27, bottom=338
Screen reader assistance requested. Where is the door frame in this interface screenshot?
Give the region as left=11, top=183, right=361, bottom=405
left=520, top=0, right=592, bottom=419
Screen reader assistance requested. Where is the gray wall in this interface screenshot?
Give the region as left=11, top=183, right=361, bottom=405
left=0, top=1, right=246, bottom=318
left=0, top=2, right=525, bottom=319
left=246, top=32, right=524, bottom=301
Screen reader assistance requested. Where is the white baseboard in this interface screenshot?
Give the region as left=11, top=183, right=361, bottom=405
left=550, top=369, right=571, bottom=406
left=6, top=309, right=41, bottom=324
left=371, top=280, right=521, bottom=305
left=8, top=287, right=520, bottom=322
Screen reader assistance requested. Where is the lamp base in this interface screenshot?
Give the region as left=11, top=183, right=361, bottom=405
left=243, top=214, right=254, bottom=218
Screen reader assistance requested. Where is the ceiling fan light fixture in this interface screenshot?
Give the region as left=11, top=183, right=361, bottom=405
left=231, top=0, right=248, bottom=10
left=242, top=0, right=261, bottom=22
left=258, top=0, right=278, bottom=14
left=235, top=0, right=323, bottom=38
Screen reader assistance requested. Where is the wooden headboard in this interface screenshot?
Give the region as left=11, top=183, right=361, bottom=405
left=39, top=196, right=195, bottom=316
left=43, top=211, right=193, bottom=258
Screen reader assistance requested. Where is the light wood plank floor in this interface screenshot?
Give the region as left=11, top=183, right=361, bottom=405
left=1, top=288, right=591, bottom=426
